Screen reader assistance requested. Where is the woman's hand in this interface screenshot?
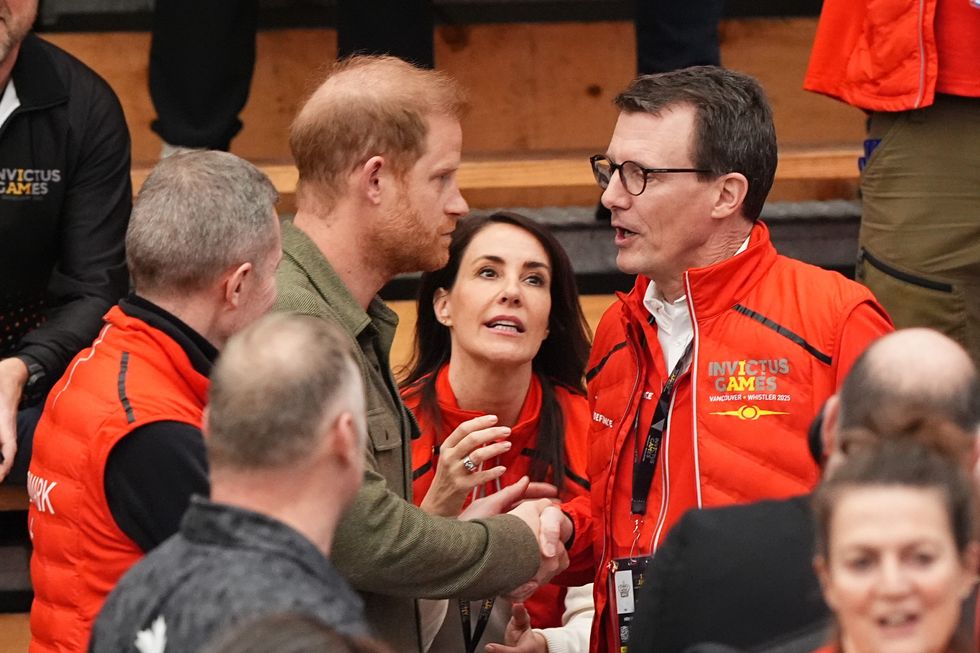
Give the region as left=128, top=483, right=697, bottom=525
left=419, top=414, right=512, bottom=517
left=485, top=603, right=547, bottom=653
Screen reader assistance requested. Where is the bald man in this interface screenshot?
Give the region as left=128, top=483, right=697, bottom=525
left=630, top=328, right=980, bottom=653
left=274, top=55, right=565, bottom=652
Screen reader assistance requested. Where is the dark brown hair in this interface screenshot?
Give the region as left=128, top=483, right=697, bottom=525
left=813, top=418, right=979, bottom=653
left=400, top=212, right=591, bottom=488
left=614, top=66, right=777, bottom=220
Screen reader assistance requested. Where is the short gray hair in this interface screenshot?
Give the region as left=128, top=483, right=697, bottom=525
left=127, top=151, right=279, bottom=295
left=206, top=313, right=365, bottom=470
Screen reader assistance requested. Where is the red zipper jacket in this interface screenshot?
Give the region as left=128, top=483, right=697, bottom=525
left=561, top=222, right=892, bottom=653
left=804, top=0, right=939, bottom=111
left=406, top=365, right=590, bottom=628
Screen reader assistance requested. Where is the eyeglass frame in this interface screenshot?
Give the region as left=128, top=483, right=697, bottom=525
left=589, top=154, right=713, bottom=196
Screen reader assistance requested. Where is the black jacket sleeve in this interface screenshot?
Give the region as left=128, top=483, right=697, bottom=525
left=104, top=420, right=210, bottom=552
left=16, top=61, right=132, bottom=390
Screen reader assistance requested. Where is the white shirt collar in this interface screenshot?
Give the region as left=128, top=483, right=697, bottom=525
left=642, top=234, right=751, bottom=370
left=0, top=79, right=20, bottom=131
left=642, top=234, right=751, bottom=319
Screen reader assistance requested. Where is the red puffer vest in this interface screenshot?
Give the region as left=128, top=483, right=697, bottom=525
left=27, top=305, right=208, bottom=653
left=804, top=0, right=939, bottom=111
left=562, top=221, right=892, bottom=652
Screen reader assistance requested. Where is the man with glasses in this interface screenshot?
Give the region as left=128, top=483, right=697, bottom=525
left=553, top=66, right=892, bottom=653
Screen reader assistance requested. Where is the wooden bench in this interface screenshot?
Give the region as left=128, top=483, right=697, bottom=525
left=130, top=146, right=861, bottom=212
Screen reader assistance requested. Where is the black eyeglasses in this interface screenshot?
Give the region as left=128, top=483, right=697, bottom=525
left=589, top=155, right=711, bottom=196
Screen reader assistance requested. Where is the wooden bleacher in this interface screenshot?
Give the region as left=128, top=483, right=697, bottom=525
left=130, top=146, right=861, bottom=213
left=44, top=17, right=866, bottom=211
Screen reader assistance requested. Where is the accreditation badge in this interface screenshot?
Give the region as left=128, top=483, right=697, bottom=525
left=609, top=556, right=649, bottom=653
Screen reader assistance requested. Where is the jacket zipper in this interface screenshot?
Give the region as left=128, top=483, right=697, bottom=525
left=601, top=320, right=643, bottom=646
left=914, top=0, right=927, bottom=108
left=860, top=248, right=953, bottom=292
left=684, top=272, right=703, bottom=509
left=650, top=389, right=679, bottom=550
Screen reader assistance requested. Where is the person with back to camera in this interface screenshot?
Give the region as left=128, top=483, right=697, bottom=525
left=202, top=613, right=392, bottom=653
left=90, top=314, right=371, bottom=651
left=811, top=422, right=980, bottom=653
left=400, top=212, right=594, bottom=653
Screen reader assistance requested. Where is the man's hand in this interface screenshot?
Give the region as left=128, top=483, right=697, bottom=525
left=420, top=415, right=512, bottom=517
left=504, top=500, right=569, bottom=601
left=458, top=476, right=558, bottom=522
left=485, top=603, right=547, bottom=653
left=0, top=358, right=28, bottom=482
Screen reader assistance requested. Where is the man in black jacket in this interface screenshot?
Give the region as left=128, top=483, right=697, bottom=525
left=630, top=328, right=980, bottom=653
left=0, top=0, right=132, bottom=483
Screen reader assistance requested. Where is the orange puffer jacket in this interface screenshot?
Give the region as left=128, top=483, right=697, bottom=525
left=27, top=306, right=208, bottom=653
left=561, top=221, right=892, bottom=653
left=804, top=0, right=939, bottom=111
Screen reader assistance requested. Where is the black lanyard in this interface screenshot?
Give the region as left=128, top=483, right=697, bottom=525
left=631, top=341, right=693, bottom=516
left=459, top=597, right=495, bottom=653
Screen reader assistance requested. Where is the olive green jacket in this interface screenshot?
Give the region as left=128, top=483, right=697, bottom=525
left=274, top=221, right=540, bottom=652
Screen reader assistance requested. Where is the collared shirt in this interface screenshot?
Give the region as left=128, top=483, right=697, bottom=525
left=275, top=220, right=415, bottom=492
left=0, top=79, right=19, bottom=130
left=643, top=236, right=751, bottom=371
left=274, top=219, right=542, bottom=653
left=90, top=498, right=367, bottom=653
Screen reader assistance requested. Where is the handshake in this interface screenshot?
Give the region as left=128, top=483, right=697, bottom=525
left=421, top=415, right=573, bottom=600
left=458, top=475, right=571, bottom=602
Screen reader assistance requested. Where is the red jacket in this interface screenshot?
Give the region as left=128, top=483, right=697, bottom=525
left=562, top=222, right=892, bottom=653
left=804, top=0, right=939, bottom=111
left=27, top=306, right=208, bottom=653
left=405, top=365, right=590, bottom=628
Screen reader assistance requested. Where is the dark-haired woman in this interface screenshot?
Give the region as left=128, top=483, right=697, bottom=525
left=401, top=212, right=593, bottom=653
left=811, top=425, right=980, bottom=653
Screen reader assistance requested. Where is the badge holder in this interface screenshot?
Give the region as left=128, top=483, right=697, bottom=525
left=609, top=554, right=649, bottom=653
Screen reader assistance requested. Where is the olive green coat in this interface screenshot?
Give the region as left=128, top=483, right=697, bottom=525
left=274, top=221, right=540, bottom=652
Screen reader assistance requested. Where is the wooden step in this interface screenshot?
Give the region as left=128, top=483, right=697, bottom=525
left=0, top=614, right=30, bottom=652
left=131, top=146, right=861, bottom=211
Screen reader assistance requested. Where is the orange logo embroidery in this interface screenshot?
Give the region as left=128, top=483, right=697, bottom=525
left=709, top=404, right=789, bottom=421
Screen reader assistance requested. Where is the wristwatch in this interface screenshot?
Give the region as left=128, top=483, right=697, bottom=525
left=19, top=358, right=47, bottom=407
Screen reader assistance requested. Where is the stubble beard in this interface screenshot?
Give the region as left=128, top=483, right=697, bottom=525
left=0, top=2, right=36, bottom=67
left=376, top=193, right=448, bottom=276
